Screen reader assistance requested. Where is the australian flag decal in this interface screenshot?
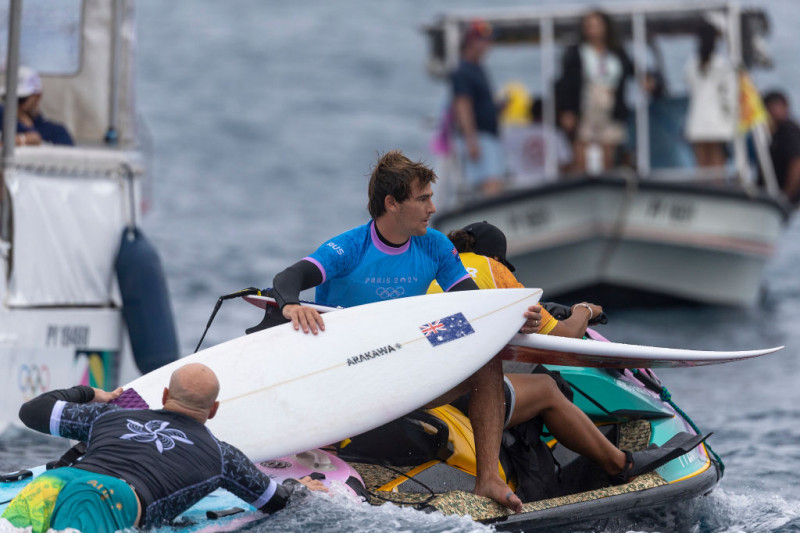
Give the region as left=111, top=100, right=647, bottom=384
left=419, top=312, right=475, bottom=347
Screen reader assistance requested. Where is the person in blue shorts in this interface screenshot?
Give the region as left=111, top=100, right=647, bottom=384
left=271, top=150, right=542, bottom=512
left=1, top=364, right=325, bottom=532
left=451, top=20, right=506, bottom=196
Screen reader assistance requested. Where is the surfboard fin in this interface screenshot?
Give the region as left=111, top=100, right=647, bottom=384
left=206, top=507, right=245, bottom=519
left=0, top=469, right=32, bottom=483
left=610, top=431, right=710, bottom=485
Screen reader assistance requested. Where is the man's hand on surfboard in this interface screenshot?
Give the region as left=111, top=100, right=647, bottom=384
left=91, top=387, right=123, bottom=404
left=520, top=305, right=543, bottom=334
left=283, top=304, right=326, bottom=335
left=297, top=476, right=329, bottom=492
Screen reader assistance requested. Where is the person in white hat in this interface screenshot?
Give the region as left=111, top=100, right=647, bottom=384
left=0, top=65, right=74, bottom=146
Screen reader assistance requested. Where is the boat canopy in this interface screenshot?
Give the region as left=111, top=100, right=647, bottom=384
left=0, top=0, right=137, bottom=146
left=422, top=1, right=771, bottom=77
left=421, top=0, right=779, bottom=198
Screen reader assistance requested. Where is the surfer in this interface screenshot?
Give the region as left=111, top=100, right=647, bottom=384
left=1, top=364, right=326, bottom=532
left=271, top=150, right=541, bottom=512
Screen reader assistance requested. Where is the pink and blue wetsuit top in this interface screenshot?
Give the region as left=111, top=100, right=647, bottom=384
left=304, top=220, right=470, bottom=308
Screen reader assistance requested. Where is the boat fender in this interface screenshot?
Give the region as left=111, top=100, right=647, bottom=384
left=115, top=228, right=180, bottom=374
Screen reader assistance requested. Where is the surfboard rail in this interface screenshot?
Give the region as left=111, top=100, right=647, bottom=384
left=242, top=295, right=784, bottom=369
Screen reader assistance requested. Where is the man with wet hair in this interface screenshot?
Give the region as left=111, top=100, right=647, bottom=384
left=2, top=363, right=325, bottom=532
left=272, top=149, right=542, bottom=512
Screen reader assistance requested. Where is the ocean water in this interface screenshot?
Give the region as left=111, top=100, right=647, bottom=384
left=3, top=0, right=800, bottom=531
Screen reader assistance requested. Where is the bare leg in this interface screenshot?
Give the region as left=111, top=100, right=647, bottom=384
left=694, top=142, right=723, bottom=168
left=603, top=143, right=618, bottom=170
left=507, top=374, right=626, bottom=475
left=710, top=143, right=727, bottom=167
left=471, top=358, right=522, bottom=512
left=426, top=358, right=522, bottom=512
left=573, top=141, right=587, bottom=173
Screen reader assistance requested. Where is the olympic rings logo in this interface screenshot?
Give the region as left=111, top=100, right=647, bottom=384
left=375, top=286, right=405, bottom=299
left=18, top=364, right=51, bottom=400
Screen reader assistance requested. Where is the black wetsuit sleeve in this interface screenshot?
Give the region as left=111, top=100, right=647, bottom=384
left=446, top=277, right=479, bottom=292
left=258, top=482, right=295, bottom=514
left=271, top=260, right=324, bottom=310
left=18, top=386, right=95, bottom=434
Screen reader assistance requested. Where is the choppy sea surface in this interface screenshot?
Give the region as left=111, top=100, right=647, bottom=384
left=3, top=0, right=800, bottom=531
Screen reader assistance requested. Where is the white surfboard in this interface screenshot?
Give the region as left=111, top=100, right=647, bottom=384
left=243, top=295, right=783, bottom=368
left=503, top=333, right=783, bottom=368
left=124, top=288, right=541, bottom=462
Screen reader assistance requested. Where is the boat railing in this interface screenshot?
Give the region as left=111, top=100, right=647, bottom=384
left=424, top=1, right=784, bottom=207
left=7, top=144, right=144, bottom=178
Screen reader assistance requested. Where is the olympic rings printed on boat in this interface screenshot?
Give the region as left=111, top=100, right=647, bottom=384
left=375, top=286, right=405, bottom=299
left=18, top=364, right=51, bottom=399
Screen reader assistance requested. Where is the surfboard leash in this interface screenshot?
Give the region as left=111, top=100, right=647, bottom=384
left=630, top=369, right=725, bottom=476
left=361, top=462, right=437, bottom=508
left=194, top=287, right=263, bottom=353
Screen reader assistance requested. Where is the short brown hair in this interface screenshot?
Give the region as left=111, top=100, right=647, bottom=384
left=368, top=150, right=437, bottom=218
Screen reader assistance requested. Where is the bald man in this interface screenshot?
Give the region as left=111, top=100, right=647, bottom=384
left=2, top=364, right=324, bottom=533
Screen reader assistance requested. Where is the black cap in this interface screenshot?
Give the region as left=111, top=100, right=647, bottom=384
left=463, top=221, right=516, bottom=272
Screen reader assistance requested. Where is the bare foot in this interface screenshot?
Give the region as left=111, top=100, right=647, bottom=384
left=474, top=478, right=523, bottom=513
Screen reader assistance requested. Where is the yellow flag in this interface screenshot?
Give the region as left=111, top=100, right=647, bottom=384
left=739, top=71, right=768, bottom=132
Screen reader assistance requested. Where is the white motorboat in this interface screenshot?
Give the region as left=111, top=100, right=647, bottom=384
left=0, top=0, right=178, bottom=433
left=425, top=1, right=793, bottom=307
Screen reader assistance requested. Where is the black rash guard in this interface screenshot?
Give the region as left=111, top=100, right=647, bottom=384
left=19, top=387, right=298, bottom=528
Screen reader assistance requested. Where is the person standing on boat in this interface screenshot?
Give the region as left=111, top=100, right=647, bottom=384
left=271, top=150, right=542, bottom=513
left=451, top=19, right=506, bottom=196
left=0, top=66, right=74, bottom=146
left=684, top=21, right=736, bottom=168
left=1, top=364, right=325, bottom=532
left=763, top=90, right=800, bottom=206
left=557, top=10, right=632, bottom=173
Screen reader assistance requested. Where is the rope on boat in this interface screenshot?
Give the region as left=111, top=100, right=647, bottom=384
left=631, top=370, right=726, bottom=476
left=363, top=462, right=437, bottom=508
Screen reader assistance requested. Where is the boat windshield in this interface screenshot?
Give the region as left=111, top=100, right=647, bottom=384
left=0, top=0, right=137, bottom=147
left=0, top=0, right=82, bottom=75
